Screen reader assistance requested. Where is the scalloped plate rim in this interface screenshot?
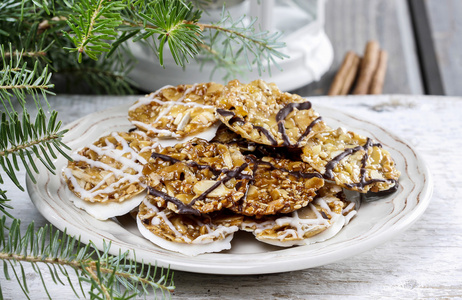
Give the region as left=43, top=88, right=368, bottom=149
left=26, top=101, right=433, bottom=275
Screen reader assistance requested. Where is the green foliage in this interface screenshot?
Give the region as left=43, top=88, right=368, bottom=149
left=1, top=0, right=287, bottom=94
left=135, top=0, right=203, bottom=67
left=200, top=9, right=288, bottom=80
left=0, top=45, right=68, bottom=193
left=63, top=0, right=125, bottom=62
left=0, top=189, right=13, bottom=219
left=0, top=43, right=173, bottom=298
left=0, top=0, right=135, bottom=94
left=0, top=217, right=175, bottom=299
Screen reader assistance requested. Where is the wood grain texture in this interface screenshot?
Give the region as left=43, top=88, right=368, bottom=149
left=293, top=0, right=424, bottom=96
left=425, top=0, right=462, bottom=96
left=2, top=94, right=462, bottom=299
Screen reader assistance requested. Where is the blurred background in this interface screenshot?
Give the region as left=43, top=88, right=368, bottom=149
left=130, top=0, right=461, bottom=97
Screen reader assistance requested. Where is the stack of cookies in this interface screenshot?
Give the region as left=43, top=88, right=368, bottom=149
left=63, top=80, right=400, bottom=255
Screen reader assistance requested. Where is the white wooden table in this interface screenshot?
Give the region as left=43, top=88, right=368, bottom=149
left=1, top=94, right=461, bottom=299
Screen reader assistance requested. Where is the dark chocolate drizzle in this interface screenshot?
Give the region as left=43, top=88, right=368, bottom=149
left=217, top=108, right=278, bottom=146
left=148, top=187, right=201, bottom=216
left=323, top=138, right=391, bottom=191
left=148, top=149, right=323, bottom=214
left=254, top=126, right=278, bottom=146
left=216, top=108, right=235, bottom=117
left=295, top=116, right=323, bottom=147
left=151, top=152, right=180, bottom=164
left=218, top=101, right=321, bottom=148
left=276, top=102, right=313, bottom=147
left=148, top=151, right=252, bottom=215
left=151, top=152, right=222, bottom=176
left=189, top=163, right=250, bottom=206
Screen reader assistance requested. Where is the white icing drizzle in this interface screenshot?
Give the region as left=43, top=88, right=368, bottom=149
left=128, top=85, right=174, bottom=111
left=243, top=197, right=345, bottom=242
left=141, top=198, right=237, bottom=245
left=130, top=120, right=181, bottom=138
left=344, top=210, right=357, bottom=225
left=342, top=202, right=357, bottom=225
left=64, top=132, right=148, bottom=202
left=129, top=83, right=216, bottom=138
left=192, top=225, right=238, bottom=244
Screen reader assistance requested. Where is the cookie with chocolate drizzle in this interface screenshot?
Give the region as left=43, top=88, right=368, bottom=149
left=143, top=139, right=253, bottom=215
left=128, top=82, right=223, bottom=138
left=137, top=196, right=243, bottom=256
left=229, top=156, right=325, bottom=217
left=301, top=127, right=401, bottom=193
left=214, top=79, right=328, bottom=148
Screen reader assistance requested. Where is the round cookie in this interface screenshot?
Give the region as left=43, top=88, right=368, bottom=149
left=128, top=82, right=223, bottom=139
left=63, top=131, right=156, bottom=203
left=301, top=127, right=401, bottom=193
left=137, top=196, right=243, bottom=256
left=240, top=184, right=356, bottom=247
left=143, top=139, right=253, bottom=215
left=215, top=79, right=328, bottom=147
left=229, top=156, right=324, bottom=217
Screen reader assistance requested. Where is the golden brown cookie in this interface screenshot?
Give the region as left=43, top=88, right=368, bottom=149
left=229, top=156, right=324, bottom=217
left=240, top=183, right=355, bottom=246
left=143, top=139, right=252, bottom=215
left=63, top=131, right=155, bottom=203
left=215, top=79, right=328, bottom=147
left=137, top=196, right=242, bottom=255
left=301, top=127, right=400, bottom=193
left=128, top=82, right=223, bottom=138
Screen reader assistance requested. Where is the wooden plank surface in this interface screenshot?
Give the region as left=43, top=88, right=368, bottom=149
left=425, top=0, right=462, bottom=96
left=294, top=0, right=424, bottom=96
left=1, top=94, right=462, bottom=299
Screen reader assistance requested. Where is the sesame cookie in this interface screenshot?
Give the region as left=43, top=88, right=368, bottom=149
left=215, top=79, right=328, bottom=147
left=301, top=127, right=400, bottom=193
left=143, top=139, right=252, bottom=215
left=240, top=183, right=356, bottom=246
left=229, top=156, right=324, bottom=217
left=137, top=196, right=242, bottom=256
left=128, top=82, right=223, bottom=138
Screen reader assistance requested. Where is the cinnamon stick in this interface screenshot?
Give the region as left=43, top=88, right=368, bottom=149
left=328, top=51, right=360, bottom=96
left=339, top=55, right=361, bottom=95
left=352, top=40, right=380, bottom=95
left=368, top=50, right=388, bottom=94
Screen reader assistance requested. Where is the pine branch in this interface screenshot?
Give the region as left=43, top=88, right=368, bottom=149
left=0, top=44, right=69, bottom=193
left=63, top=0, right=125, bottom=62
left=0, top=217, right=175, bottom=299
left=3, top=51, right=47, bottom=59
left=0, top=189, right=14, bottom=219
left=0, top=108, right=70, bottom=191
left=0, top=44, right=54, bottom=112
left=198, top=10, right=288, bottom=78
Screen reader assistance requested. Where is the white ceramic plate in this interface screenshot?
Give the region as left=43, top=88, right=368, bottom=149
left=27, top=103, right=433, bottom=275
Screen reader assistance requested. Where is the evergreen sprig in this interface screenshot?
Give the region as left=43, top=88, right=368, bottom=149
left=135, top=0, right=203, bottom=67
left=0, top=45, right=69, bottom=192
left=0, top=189, right=13, bottom=219
left=0, top=217, right=175, bottom=299
left=200, top=9, right=288, bottom=79
left=0, top=44, right=54, bottom=112
left=0, top=107, right=70, bottom=191
left=63, top=0, right=125, bottom=62
left=63, top=0, right=287, bottom=84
